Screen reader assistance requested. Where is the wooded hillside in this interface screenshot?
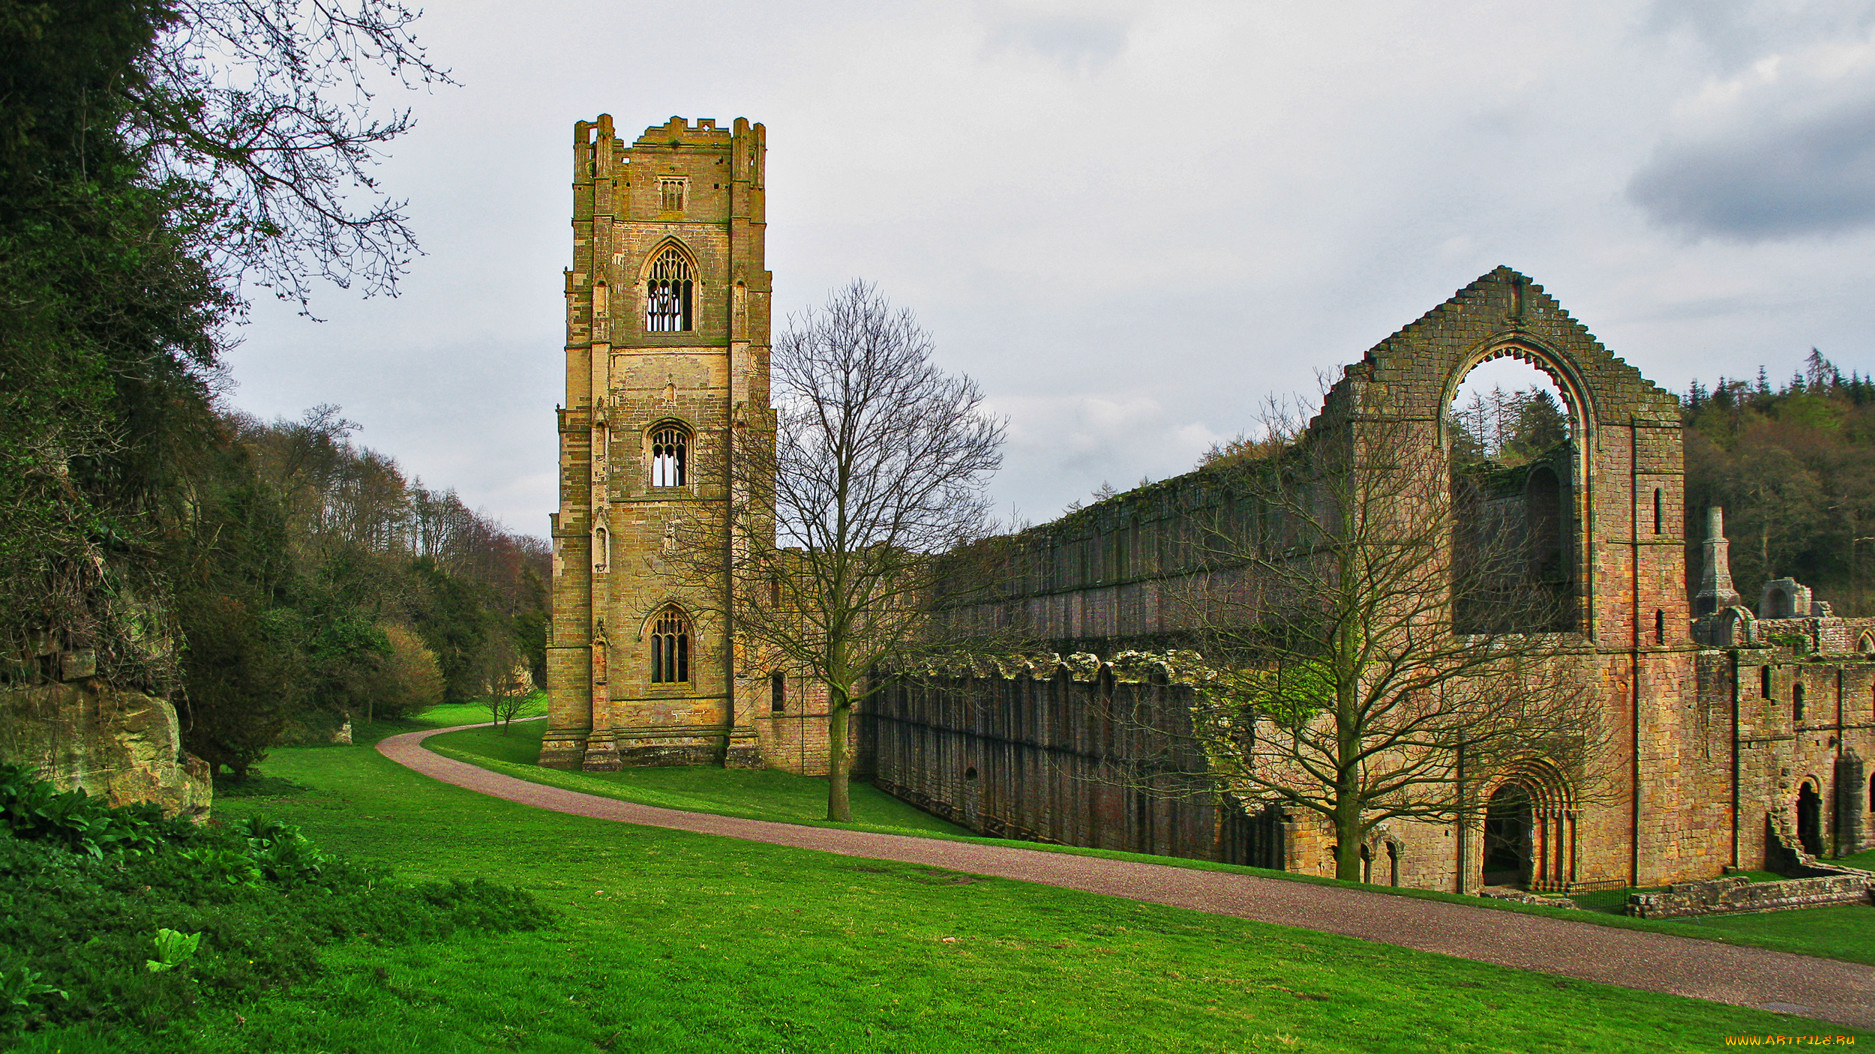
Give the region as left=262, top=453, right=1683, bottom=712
left=1683, top=351, right=1875, bottom=617
left=0, top=0, right=540, bottom=780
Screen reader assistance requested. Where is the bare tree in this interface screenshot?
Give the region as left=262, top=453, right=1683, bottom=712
left=696, top=282, right=1005, bottom=822
left=1170, top=396, right=1611, bottom=882
left=478, top=632, right=533, bottom=730
left=132, top=0, right=455, bottom=309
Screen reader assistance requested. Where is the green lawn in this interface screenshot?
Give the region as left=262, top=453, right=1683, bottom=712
left=24, top=709, right=1867, bottom=1052
left=426, top=717, right=966, bottom=835
left=423, top=707, right=1875, bottom=970
left=1838, top=846, right=1875, bottom=871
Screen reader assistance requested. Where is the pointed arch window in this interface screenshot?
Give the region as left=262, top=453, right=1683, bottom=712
left=650, top=607, right=690, bottom=684
left=651, top=425, right=688, bottom=487
left=646, top=247, right=693, bottom=332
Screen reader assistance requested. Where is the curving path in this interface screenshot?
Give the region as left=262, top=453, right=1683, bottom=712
left=382, top=722, right=1875, bottom=1030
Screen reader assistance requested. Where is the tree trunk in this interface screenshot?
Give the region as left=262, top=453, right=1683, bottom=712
left=1333, top=802, right=1364, bottom=882
left=827, top=693, right=852, bottom=822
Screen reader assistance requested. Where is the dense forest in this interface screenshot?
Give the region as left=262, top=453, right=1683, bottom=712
left=0, top=0, right=543, bottom=779
left=171, top=408, right=548, bottom=776
left=1683, top=351, right=1875, bottom=617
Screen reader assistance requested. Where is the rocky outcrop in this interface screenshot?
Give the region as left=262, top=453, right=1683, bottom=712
left=0, top=682, right=211, bottom=819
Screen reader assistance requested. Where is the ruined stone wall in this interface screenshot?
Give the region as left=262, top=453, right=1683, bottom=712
left=871, top=269, right=1735, bottom=891
left=867, top=673, right=1283, bottom=865
left=1628, top=872, right=1874, bottom=919
left=752, top=676, right=864, bottom=777
left=1717, top=638, right=1875, bottom=867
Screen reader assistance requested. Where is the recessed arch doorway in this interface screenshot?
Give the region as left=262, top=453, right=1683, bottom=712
left=1482, top=783, right=1532, bottom=887
left=1478, top=762, right=1578, bottom=892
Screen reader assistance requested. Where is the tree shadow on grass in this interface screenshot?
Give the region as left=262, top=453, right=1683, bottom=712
left=214, top=773, right=316, bottom=799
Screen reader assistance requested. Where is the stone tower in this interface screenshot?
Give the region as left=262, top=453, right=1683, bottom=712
left=540, top=115, right=773, bottom=771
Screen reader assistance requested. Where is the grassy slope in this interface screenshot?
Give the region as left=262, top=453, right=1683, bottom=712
left=22, top=711, right=1866, bottom=1053
left=428, top=713, right=1875, bottom=969
left=426, top=719, right=964, bottom=835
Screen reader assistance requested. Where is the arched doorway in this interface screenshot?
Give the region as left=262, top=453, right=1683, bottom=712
left=1482, top=783, right=1532, bottom=887
left=1797, top=782, right=1825, bottom=857
left=1478, top=761, right=1579, bottom=891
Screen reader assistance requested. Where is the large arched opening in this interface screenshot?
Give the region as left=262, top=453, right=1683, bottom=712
left=1445, top=348, right=1582, bottom=634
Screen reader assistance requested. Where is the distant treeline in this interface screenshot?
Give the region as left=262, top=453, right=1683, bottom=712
left=171, top=406, right=550, bottom=776
left=1683, top=351, right=1875, bottom=617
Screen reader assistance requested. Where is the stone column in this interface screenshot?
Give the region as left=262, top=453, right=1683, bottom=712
left=1694, top=506, right=1741, bottom=616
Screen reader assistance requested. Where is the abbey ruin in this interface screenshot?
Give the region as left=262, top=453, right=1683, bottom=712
left=544, top=115, right=1875, bottom=897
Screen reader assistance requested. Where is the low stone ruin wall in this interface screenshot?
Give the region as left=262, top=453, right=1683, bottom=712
left=1626, top=873, right=1874, bottom=919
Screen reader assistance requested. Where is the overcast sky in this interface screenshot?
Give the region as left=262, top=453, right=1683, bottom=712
left=224, top=0, right=1875, bottom=537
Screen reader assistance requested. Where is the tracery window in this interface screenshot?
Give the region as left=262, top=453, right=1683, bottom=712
left=651, top=426, right=688, bottom=487
left=646, top=247, right=693, bottom=332
left=650, top=607, right=690, bottom=684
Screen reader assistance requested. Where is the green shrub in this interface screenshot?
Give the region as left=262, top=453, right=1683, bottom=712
left=0, top=767, right=548, bottom=1038
left=0, top=763, right=186, bottom=858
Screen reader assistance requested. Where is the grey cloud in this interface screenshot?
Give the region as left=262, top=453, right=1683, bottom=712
left=1647, top=0, right=1875, bottom=70
left=1629, top=86, right=1875, bottom=241
left=985, top=13, right=1129, bottom=72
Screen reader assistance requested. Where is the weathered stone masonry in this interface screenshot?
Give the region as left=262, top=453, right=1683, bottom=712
left=542, top=115, right=838, bottom=774
left=536, top=123, right=1875, bottom=896
left=868, top=269, right=1875, bottom=894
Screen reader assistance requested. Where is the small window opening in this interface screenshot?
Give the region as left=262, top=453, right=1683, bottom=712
left=651, top=427, right=687, bottom=487
left=1794, top=682, right=1806, bottom=723
left=770, top=672, right=785, bottom=713
left=963, top=766, right=978, bottom=781
left=1654, top=609, right=1665, bottom=645
left=659, top=178, right=685, bottom=211
left=646, top=247, right=693, bottom=332
left=650, top=607, right=690, bottom=684
left=1761, top=666, right=1772, bottom=699
left=1652, top=489, right=1663, bottom=534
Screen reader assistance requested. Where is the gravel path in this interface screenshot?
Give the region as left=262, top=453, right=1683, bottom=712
left=381, top=723, right=1875, bottom=1030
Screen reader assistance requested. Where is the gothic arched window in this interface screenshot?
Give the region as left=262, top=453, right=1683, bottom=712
left=651, top=426, right=688, bottom=487
left=646, top=247, right=693, bottom=332
left=650, top=607, right=690, bottom=684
